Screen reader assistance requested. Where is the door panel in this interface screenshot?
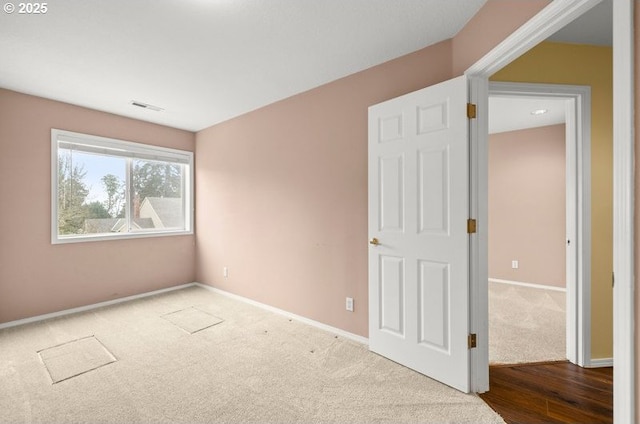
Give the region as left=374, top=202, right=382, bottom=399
left=418, top=260, right=449, bottom=351
left=418, top=146, right=450, bottom=235
left=368, top=75, right=469, bottom=392
left=379, top=155, right=404, bottom=232
left=379, top=255, right=405, bottom=336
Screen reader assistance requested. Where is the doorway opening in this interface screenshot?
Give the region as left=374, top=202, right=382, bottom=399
left=466, top=0, right=632, bottom=419
left=486, top=83, right=592, bottom=367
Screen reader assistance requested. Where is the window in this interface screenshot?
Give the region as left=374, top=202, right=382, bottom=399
left=51, top=129, right=193, bottom=243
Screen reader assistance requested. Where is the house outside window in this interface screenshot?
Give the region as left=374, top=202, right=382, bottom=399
left=51, top=129, right=193, bottom=244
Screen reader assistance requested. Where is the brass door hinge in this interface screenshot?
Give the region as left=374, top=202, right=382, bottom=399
left=467, top=103, right=477, bottom=119
left=467, top=219, right=477, bottom=234
left=468, top=333, right=477, bottom=349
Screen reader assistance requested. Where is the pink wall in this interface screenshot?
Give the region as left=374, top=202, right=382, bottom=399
left=0, top=89, right=196, bottom=324
left=195, top=41, right=452, bottom=337
left=488, top=124, right=566, bottom=287
left=452, top=0, right=550, bottom=75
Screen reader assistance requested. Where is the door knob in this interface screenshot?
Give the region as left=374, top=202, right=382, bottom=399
left=369, top=237, right=380, bottom=246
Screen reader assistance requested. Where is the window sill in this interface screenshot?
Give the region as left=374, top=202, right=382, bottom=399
left=52, top=229, right=194, bottom=245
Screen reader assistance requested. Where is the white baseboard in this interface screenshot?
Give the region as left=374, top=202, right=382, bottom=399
left=194, top=282, right=369, bottom=345
left=489, top=278, right=566, bottom=292
left=584, top=357, right=613, bottom=368
left=0, top=283, right=198, bottom=330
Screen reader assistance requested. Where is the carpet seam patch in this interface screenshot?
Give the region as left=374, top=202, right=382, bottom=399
left=160, top=306, right=224, bottom=334
left=37, top=335, right=117, bottom=384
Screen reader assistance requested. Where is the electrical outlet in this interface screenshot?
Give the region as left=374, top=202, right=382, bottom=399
left=223, top=267, right=228, bottom=278
left=346, top=297, right=354, bottom=312
left=511, top=260, right=519, bottom=269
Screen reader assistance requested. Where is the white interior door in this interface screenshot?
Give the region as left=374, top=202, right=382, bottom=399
left=368, top=75, right=470, bottom=392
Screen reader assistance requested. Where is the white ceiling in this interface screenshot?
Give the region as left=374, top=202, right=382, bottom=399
left=489, top=96, right=567, bottom=135
left=547, top=0, right=612, bottom=46
left=0, top=0, right=487, bottom=132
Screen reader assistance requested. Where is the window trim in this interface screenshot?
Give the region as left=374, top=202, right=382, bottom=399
left=51, top=129, right=194, bottom=244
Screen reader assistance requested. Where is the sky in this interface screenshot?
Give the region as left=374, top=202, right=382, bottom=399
left=73, top=151, right=125, bottom=204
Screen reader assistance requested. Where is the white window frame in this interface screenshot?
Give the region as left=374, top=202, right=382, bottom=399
left=51, top=129, right=194, bottom=244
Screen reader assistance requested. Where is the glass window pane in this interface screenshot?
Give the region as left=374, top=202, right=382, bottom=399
left=57, top=149, right=127, bottom=236
left=132, top=159, right=184, bottom=230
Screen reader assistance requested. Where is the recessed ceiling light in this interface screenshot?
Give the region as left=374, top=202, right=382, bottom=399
left=130, top=100, right=164, bottom=112
left=530, top=108, right=548, bottom=115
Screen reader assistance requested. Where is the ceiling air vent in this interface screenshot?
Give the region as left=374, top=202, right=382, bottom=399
left=130, top=100, right=164, bottom=112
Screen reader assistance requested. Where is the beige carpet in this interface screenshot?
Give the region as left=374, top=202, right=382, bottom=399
left=489, top=281, right=566, bottom=365
left=0, top=285, right=504, bottom=423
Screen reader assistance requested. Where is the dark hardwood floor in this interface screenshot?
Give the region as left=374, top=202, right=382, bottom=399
left=479, top=361, right=613, bottom=424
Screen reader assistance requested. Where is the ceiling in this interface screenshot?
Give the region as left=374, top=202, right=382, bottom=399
left=489, top=0, right=612, bottom=135
left=0, top=0, right=487, bottom=132
left=547, top=0, right=612, bottom=46
left=489, top=96, right=567, bottom=134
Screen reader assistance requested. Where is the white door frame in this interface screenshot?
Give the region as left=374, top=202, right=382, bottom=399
left=465, top=0, right=635, bottom=422
left=612, top=1, right=635, bottom=423
left=488, top=81, right=592, bottom=367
